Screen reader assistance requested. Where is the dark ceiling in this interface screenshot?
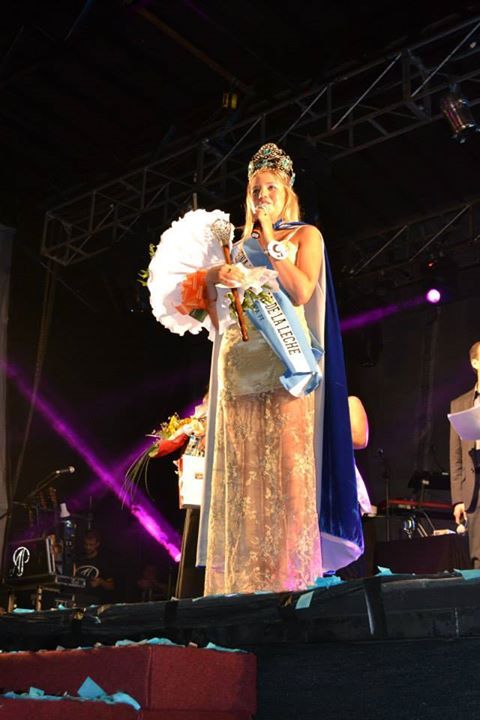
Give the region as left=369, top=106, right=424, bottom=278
left=1, top=0, right=479, bottom=216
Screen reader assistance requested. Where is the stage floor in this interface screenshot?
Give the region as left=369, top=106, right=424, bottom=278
left=2, top=572, right=480, bottom=719
left=1, top=571, right=480, bottom=650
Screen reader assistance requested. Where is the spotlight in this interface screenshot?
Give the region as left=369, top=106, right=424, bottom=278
left=421, top=257, right=458, bottom=305
left=440, top=87, right=479, bottom=143
left=425, top=288, right=441, bottom=304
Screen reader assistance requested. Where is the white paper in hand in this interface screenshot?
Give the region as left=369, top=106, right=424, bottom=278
left=448, top=404, right=480, bottom=441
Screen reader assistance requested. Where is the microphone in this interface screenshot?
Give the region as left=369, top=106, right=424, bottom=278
left=378, top=448, right=389, bottom=468
left=25, top=465, right=76, bottom=501
left=54, top=466, right=75, bottom=475
left=253, top=203, right=268, bottom=232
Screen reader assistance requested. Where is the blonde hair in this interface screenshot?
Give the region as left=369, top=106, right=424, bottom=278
left=241, top=170, right=301, bottom=240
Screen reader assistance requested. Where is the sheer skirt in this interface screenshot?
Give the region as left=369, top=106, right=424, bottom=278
left=205, top=319, right=322, bottom=594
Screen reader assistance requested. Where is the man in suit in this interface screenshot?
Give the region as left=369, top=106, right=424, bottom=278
left=450, top=341, right=480, bottom=567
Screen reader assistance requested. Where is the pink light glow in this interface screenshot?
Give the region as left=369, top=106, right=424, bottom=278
left=4, top=362, right=182, bottom=561
left=425, top=288, right=441, bottom=304
left=340, top=296, right=424, bottom=332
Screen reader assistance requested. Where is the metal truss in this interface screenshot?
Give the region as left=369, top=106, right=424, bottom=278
left=42, top=16, right=480, bottom=265
left=338, top=196, right=480, bottom=294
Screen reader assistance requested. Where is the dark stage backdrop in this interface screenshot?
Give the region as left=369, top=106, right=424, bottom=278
left=345, top=266, right=480, bottom=522
left=0, top=226, right=13, bottom=574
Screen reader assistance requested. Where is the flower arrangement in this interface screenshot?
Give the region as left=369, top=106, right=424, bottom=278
left=122, top=405, right=207, bottom=503
left=156, top=413, right=193, bottom=440
left=148, top=413, right=205, bottom=458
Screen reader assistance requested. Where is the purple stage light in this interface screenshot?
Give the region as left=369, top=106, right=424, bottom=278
left=130, top=505, right=182, bottom=563
left=425, top=288, right=441, bottom=304
left=98, top=362, right=210, bottom=415
left=4, top=361, right=182, bottom=561
left=340, top=296, right=424, bottom=332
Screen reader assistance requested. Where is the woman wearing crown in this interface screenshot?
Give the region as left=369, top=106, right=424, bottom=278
left=148, top=143, right=363, bottom=595
left=194, top=144, right=363, bottom=595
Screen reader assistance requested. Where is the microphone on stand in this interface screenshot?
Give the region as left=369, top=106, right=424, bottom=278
left=377, top=448, right=391, bottom=476
left=378, top=448, right=392, bottom=542
left=26, top=466, right=76, bottom=501
left=87, top=495, right=93, bottom=531
left=54, top=466, right=76, bottom=475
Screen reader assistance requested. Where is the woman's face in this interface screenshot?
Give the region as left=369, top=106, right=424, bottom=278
left=250, top=171, right=286, bottom=222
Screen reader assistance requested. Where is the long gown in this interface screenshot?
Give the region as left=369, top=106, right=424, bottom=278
left=204, top=237, right=323, bottom=594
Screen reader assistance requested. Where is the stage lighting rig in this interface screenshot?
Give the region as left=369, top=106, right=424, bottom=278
left=222, top=92, right=238, bottom=110
left=440, top=86, right=479, bottom=144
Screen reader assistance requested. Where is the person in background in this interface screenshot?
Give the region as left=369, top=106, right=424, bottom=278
left=349, top=395, right=369, bottom=450
left=75, top=529, right=115, bottom=605
left=450, top=341, right=480, bottom=567
left=136, top=563, right=168, bottom=602
left=338, top=396, right=375, bottom=579
left=349, top=395, right=372, bottom=514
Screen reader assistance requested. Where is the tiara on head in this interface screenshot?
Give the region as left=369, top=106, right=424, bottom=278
left=247, top=143, right=295, bottom=185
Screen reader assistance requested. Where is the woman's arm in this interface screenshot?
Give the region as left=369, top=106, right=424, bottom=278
left=348, top=396, right=369, bottom=449
left=255, top=210, right=323, bottom=306
left=272, top=225, right=323, bottom=306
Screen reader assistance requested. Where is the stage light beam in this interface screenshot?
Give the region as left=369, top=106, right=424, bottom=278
left=3, top=361, right=182, bottom=561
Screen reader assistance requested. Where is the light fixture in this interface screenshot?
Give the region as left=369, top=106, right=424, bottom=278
left=421, top=257, right=458, bottom=305
left=425, top=287, right=442, bottom=305
left=440, top=86, right=479, bottom=143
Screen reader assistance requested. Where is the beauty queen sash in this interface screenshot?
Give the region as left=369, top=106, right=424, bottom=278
left=232, top=230, right=323, bottom=397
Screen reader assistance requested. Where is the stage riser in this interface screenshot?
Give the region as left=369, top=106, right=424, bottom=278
left=2, top=575, right=480, bottom=650
left=253, top=639, right=480, bottom=720
left=0, top=645, right=256, bottom=719
left=0, top=701, right=250, bottom=720
left=2, top=574, right=480, bottom=719
left=1, top=639, right=478, bottom=720
left=3, top=610, right=480, bottom=651
left=0, top=699, right=139, bottom=720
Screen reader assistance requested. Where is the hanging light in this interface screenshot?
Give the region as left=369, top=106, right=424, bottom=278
left=421, top=257, right=458, bottom=305
left=440, top=87, right=479, bottom=143
left=425, top=287, right=442, bottom=304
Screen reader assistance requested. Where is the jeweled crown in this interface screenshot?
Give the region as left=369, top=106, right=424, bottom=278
left=247, top=143, right=295, bottom=185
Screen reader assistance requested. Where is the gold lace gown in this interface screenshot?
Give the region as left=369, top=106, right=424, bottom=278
left=204, top=241, right=323, bottom=594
